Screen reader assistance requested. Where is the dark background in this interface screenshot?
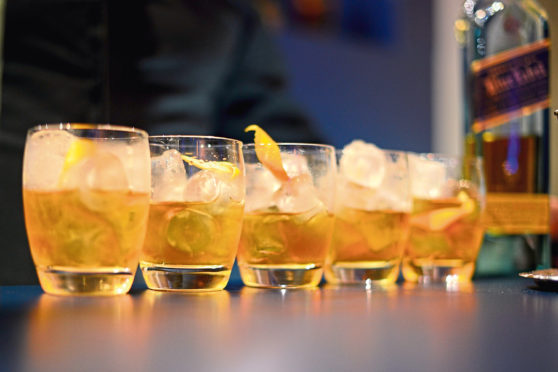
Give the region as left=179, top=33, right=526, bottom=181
left=262, top=0, right=432, bottom=152
left=0, top=0, right=433, bottom=285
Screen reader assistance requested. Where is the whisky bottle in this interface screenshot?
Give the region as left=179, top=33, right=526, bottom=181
left=456, top=0, right=550, bottom=275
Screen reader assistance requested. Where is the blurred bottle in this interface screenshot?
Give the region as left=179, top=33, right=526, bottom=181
left=456, top=0, right=551, bottom=276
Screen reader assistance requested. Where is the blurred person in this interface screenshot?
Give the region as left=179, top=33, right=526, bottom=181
left=0, top=0, right=322, bottom=284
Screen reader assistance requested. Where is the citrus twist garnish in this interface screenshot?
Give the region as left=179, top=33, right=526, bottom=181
left=414, top=191, right=476, bottom=231
left=426, top=208, right=466, bottom=231
left=58, top=138, right=97, bottom=186
left=244, top=124, right=289, bottom=182
left=181, top=154, right=240, bottom=178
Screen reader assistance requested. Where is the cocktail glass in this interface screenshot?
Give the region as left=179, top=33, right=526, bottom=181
left=141, top=136, right=245, bottom=291
left=238, top=143, right=336, bottom=288
left=23, top=124, right=151, bottom=296
left=402, top=154, right=485, bottom=284
left=325, top=143, right=411, bottom=286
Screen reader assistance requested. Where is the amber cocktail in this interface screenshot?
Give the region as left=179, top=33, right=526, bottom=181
left=325, top=143, right=411, bottom=286
left=239, top=203, right=334, bottom=284
left=140, top=136, right=245, bottom=291
left=402, top=154, right=485, bottom=284
left=23, top=124, right=151, bottom=296
left=238, top=128, right=336, bottom=288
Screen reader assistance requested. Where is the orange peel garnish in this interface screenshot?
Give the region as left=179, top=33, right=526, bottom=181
left=181, top=154, right=240, bottom=178
left=427, top=208, right=466, bottom=231
left=411, top=191, right=476, bottom=231
left=245, top=124, right=289, bottom=182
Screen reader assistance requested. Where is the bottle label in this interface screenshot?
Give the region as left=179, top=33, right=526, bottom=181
left=471, top=39, right=550, bottom=133
left=484, top=193, right=549, bottom=234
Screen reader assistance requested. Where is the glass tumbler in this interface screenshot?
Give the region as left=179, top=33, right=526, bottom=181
left=23, top=124, right=151, bottom=296
left=141, top=136, right=245, bottom=291
left=403, top=154, right=485, bottom=284
left=238, top=143, right=336, bottom=288
left=325, top=149, right=411, bottom=286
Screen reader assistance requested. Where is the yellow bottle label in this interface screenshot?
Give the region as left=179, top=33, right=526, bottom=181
left=484, top=193, right=549, bottom=234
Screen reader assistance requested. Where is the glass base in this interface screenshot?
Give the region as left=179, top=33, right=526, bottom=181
left=239, top=263, right=323, bottom=288
left=140, top=263, right=231, bottom=291
left=36, top=266, right=134, bottom=296
left=402, top=259, right=475, bottom=284
left=325, top=260, right=399, bottom=285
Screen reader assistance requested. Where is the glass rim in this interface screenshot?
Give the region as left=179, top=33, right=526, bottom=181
left=149, top=135, right=243, bottom=146
left=243, top=143, right=335, bottom=151
left=336, top=147, right=408, bottom=156
left=27, top=123, right=148, bottom=138
left=408, top=152, right=483, bottom=162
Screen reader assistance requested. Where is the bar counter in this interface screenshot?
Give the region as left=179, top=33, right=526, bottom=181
left=1, top=278, right=557, bottom=371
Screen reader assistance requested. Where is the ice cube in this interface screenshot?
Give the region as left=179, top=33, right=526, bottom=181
left=23, top=130, right=75, bottom=190
left=151, top=149, right=188, bottom=202
left=57, top=151, right=130, bottom=212
left=245, top=164, right=281, bottom=212
left=184, top=168, right=245, bottom=204
left=99, top=140, right=150, bottom=193
left=281, top=152, right=310, bottom=178
left=409, top=154, right=447, bottom=198
left=272, top=174, right=324, bottom=213
left=60, top=151, right=129, bottom=190
left=373, top=186, right=412, bottom=212
left=337, top=162, right=411, bottom=212
left=373, top=159, right=412, bottom=211
left=339, top=140, right=385, bottom=189
left=336, top=176, right=376, bottom=210
left=216, top=172, right=244, bottom=203
left=183, top=170, right=220, bottom=203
